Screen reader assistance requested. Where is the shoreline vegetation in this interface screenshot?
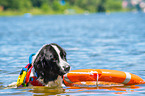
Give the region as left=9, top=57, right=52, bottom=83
left=0, top=0, right=127, bottom=16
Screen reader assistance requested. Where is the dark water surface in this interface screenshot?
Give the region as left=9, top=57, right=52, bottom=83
left=0, top=12, right=145, bottom=95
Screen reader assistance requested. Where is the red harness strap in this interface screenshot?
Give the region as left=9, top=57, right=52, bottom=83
left=25, top=64, right=33, bottom=85
left=29, top=76, right=44, bottom=86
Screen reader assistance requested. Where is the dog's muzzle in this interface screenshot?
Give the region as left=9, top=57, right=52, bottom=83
left=63, top=65, right=70, bottom=73
left=60, top=60, right=70, bottom=74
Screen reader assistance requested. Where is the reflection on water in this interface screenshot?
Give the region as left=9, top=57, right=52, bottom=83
left=65, top=85, right=141, bottom=95
left=28, top=86, right=65, bottom=95
left=18, top=85, right=145, bottom=95
left=1, top=85, right=142, bottom=95
left=0, top=12, right=145, bottom=95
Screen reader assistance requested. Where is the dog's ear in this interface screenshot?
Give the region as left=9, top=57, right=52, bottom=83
left=34, top=44, right=51, bottom=64
left=33, top=44, right=53, bottom=78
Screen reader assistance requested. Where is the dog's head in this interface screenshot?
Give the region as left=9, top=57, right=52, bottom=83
left=33, top=43, right=70, bottom=84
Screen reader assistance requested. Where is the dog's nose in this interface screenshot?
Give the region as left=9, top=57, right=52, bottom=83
left=63, top=65, right=70, bottom=72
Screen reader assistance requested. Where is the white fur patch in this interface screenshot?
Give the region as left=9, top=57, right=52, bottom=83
left=51, top=45, right=69, bottom=71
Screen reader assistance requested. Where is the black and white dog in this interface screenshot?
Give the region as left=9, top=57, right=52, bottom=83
left=9, top=43, right=70, bottom=88
left=29, top=43, right=70, bottom=87
left=30, top=43, right=70, bottom=87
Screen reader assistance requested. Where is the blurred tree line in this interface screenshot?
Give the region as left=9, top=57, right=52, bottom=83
left=0, top=0, right=123, bottom=14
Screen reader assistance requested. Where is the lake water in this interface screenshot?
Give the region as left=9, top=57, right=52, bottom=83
left=0, top=12, right=145, bottom=95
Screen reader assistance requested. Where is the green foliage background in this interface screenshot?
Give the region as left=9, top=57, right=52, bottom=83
left=0, top=0, right=124, bottom=15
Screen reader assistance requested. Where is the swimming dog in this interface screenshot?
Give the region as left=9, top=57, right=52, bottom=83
left=16, top=43, right=70, bottom=87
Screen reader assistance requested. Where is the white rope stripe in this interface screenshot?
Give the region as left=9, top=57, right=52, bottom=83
left=122, top=72, right=131, bottom=84
left=69, top=71, right=99, bottom=75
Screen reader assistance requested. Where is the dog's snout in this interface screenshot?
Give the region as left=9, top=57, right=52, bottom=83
left=63, top=65, right=70, bottom=72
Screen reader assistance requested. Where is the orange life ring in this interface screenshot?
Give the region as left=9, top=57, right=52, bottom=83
left=63, top=69, right=145, bottom=86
